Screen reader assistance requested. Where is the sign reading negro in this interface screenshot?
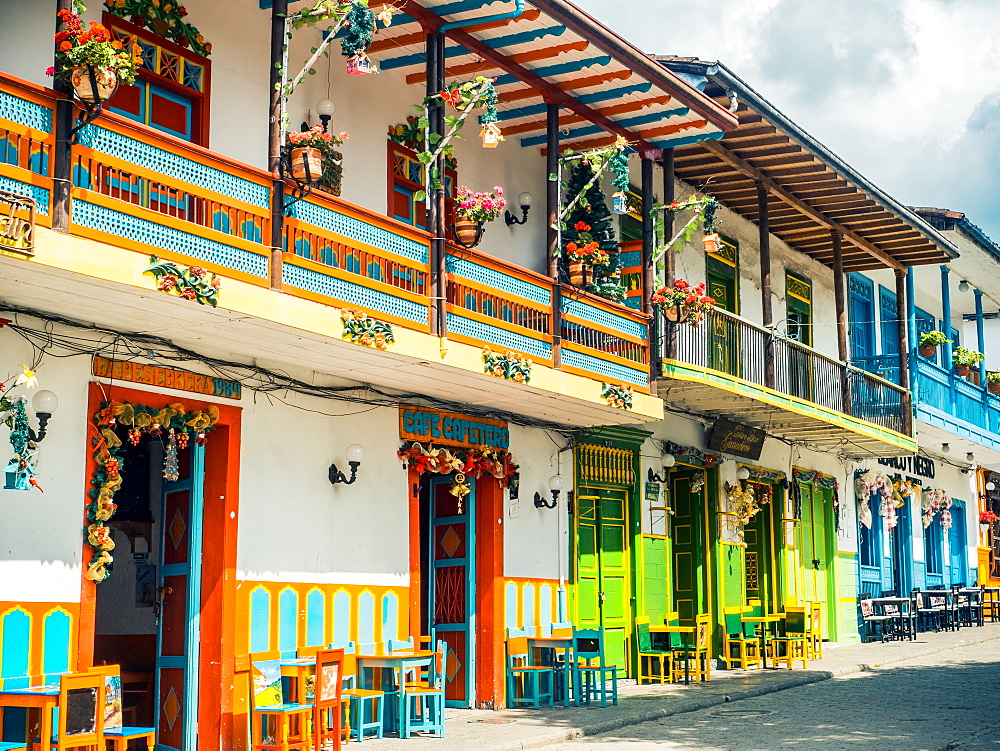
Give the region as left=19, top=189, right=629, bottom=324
left=0, top=190, right=36, bottom=255
left=707, top=417, right=766, bottom=460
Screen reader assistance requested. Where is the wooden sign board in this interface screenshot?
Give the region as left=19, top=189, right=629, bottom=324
left=92, top=356, right=242, bottom=400
left=400, top=406, right=509, bottom=450
left=707, top=417, right=765, bottom=460
left=0, top=190, right=35, bottom=256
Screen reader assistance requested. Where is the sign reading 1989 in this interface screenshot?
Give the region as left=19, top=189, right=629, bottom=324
left=92, top=356, right=242, bottom=400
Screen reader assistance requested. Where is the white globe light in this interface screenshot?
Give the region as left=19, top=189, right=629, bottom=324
left=345, top=444, right=365, bottom=463
left=941, top=443, right=951, bottom=454
left=548, top=474, right=565, bottom=491
left=315, top=98, right=336, bottom=116
left=32, top=389, right=58, bottom=414
left=736, top=467, right=751, bottom=481
left=987, top=481, right=997, bottom=492
left=661, top=454, right=676, bottom=468
left=517, top=192, right=533, bottom=209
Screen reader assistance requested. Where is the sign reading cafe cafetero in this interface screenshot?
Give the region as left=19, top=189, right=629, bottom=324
left=707, top=417, right=766, bottom=460
left=400, top=406, right=510, bottom=450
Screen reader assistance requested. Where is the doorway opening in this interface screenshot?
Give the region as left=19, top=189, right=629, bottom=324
left=744, top=481, right=782, bottom=614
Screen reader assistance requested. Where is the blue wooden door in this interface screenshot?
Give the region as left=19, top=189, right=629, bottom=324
left=948, top=505, right=967, bottom=585
left=155, top=443, right=206, bottom=751
left=427, top=475, right=475, bottom=708
left=848, top=273, right=875, bottom=361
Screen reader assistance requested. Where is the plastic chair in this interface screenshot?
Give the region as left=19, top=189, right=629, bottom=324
left=506, top=629, right=555, bottom=708
left=635, top=616, right=673, bottom=684
left=250, top=655, right=313, bottom=751
left=54, top=670, right=106, bottom=751
left=88, top=664, right=156, bottom=750
left=772, top=607, right=809, bottom=669
left=722, top=606, right=761, bottom=670
left=572, top=629, right=618, bottom=707
left=400, top=639, right=445, bottom=738
left=671, top=613, right=711, bottom=682
left=311, top=648, right=344, bottom=751
left=340, top=648, right=384, bottom=742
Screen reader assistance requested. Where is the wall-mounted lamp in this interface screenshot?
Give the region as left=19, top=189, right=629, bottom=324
left=315, top=98, right=336, bottom=132
left=967, top=452, right=976, bottom=462
left=941, top=443, right=951, bottom=454
left=736, top=466, right=751, bottom=481
left=648, top=453, right=676, bottom=483
left=329, top=444, right=365, bottom=485
left=959, top=280, right=971, bottom=293
left=504, top=192, right=533, bottom=226
left=534, top=474, right=565, bottom=509
left=987, top=481, right=997, bottom=492
left=28, top=390, right=58, bottom=443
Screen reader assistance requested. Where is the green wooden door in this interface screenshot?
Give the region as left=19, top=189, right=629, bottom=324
left=798, top=483, right=834, bottom=638
left=575, top=489, right=631, bottom=672
left=707, top=249, right=739, bottom=376
left=785, top=272, right=814, bottom=400
left=671, top=470, right=707, bottom=625
left=744, top=482, right=779, bottom=613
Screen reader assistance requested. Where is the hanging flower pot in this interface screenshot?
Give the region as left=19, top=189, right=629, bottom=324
left=568, top=260, right=587, bottom=286
left=289, top=147, right=323, bottom=183
left=703, top=232, right=722, bottom=254
left=989, top=382, right=1000, bottom=395
left=981, top=522, right=992, bottom=532
left=71, top=65, right=118, bottom=104
left=955, top=364, right=971, bottom=377
left=918, top=345, right=937, bottom=358
left=454, top=218, right=484, bottom=248
left=662, top=305, right=681, bottom=323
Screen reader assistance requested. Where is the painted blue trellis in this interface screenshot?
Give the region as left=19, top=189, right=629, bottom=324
left=306, top=590, right=325, bottom=648
left=249, top=587, right=271, bottom=654
left=278, top=589, right=299, bottom=653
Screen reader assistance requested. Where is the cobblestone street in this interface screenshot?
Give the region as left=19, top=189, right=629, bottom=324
left=547, top=641, right=1000, bottom=750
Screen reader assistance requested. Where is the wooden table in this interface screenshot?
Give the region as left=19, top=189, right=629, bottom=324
left=741, top=615, right=785, bottom=670
left=0, top=684, right=59, bottom=751
left=526, top=635, right=575, bottom=706
left=870, top=596, right=914, bottom=639
left=279, top=657, right=316, bottom=704
left=356, top=650, right=436, bottom=737
left=648, top=624, right=695, bottom=684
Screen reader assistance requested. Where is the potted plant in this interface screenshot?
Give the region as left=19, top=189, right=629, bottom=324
left=988, top=372, right=1000, bottom=395
left=51, top=10, right=140, bottom=104
left=918, top=330, right=951, bottom=357
left=285, top=125, right=348, bottom=184
left=564, top=221, right=611, bottom=285
left=651, top=279, right=716, bottom=326
left=453, top=186, right=505, bottom=248
left=980, top=510, right=998, bottom=531
left=952, top=346, right=985, bottom=377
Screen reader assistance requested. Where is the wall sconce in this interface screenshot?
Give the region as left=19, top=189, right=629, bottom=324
left=534, top=474, right=565, bottom=509
left=959, top=280, right=970, bottom=293
left=29, top=390, right=58, bottom=443
left=315, top=98, right=335, bottom=132
left=329, top=444, right=365, bottom=485
left=987, top=481, right=997, bottom=492
left=736, top=466, right=751, bottom=481
left=967, top=452, right=976, bottom=462
left=941, top=443, right=951, bottom=454
left=2, top=390, right=58, bottom=491
left=648, top=453, right=676, bottom=483
left=504, top=192, right=533, bottom=226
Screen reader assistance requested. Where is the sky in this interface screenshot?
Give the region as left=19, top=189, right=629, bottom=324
left=573, top=0, right=1000, bottom=242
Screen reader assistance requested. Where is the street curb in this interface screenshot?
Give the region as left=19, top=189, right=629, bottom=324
left=479, top=632, right=1000, bottom=751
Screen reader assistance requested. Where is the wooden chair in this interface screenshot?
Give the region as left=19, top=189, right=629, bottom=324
left=572, top=629, right=618, bottom=707
left=506, top=629, right=555, bottom=708
left=635, top=616, right=673, bottom=684
left=671, top=613, right=711, bottom=683
left=341, top=648, right=384, bottom=742
left=250, top=655, right=313, bottom=751
left=54, top=671, right=106, bottom=751
left=88, top=665, right=156, bottom=751
left=400, top=640, right=445, bottom=738
left=772, top=607, right=809, bottom=669
left=807, top=602, right=823, bottom=659
left=310, top=648, right=344, bottom=751
left=722, top=606, right=761, bottom=670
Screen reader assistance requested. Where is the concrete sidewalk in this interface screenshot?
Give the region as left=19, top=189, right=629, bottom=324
left=355, top=622, right=1000, bottom=750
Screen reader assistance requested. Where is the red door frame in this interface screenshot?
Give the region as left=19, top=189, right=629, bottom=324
left=407, top=469, right=504, bottom=708
left=77, top=382, right=241, bottom=751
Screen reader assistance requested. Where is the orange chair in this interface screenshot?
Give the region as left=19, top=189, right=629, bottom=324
left=54, top=671, right=106, bottom=751
left=250, top=653, right=313, bottom=751
left=312, top=649, right=344, bottom=751
left=88, top=665, right=155, bottom=751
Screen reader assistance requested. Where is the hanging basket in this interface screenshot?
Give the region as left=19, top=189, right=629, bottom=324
left=981, top=522, right=992, bottom=532
left=71, top=65, right=118, bottom=104
left=988, top=381, right=1000, bottom=395
left=454, top=219, right=484, bottom=248
left=568, top=260, right=587, bottom=286
left=661, top=305, right=681, bottom=323
left=955, top=364, right=971, bottom=377
left=702, top=232, right=722, bottom=254
left=289, top=147, right=323, bottom=183
left=918, top=345, right=936, bottom=357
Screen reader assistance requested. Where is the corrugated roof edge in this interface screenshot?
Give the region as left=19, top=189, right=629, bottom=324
left=528, top=0, right=739, bottom=136
left=656, top=56, right=960, bottom=262
left=912, top=207, right=1000, bottom=262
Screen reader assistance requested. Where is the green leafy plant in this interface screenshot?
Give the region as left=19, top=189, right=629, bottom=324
left=986, top=371, right=1000, bottom=384
left=952, top=346, right=985, bottom=367
left=104, top=0, right=212, bottom=57
left=919, top=330, right=951, bottom=347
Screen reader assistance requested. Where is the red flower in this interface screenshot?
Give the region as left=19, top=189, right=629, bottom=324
left=60, top=41, right=72, bottom=51
left=131, top=15, right=145, bottom=26
left=685, top=294, right=697, bottom=303
left=157, top=275, right=178, bottom=291
left=178, top=5, right=188, bottom=16
left=574, top=221, right=591, bottom=231
left=674, top=279, right=689, bottom=290
left=177, top=36, right=189, bottom=47
left=188, top=266, right=206, bottom=278
left=179, top=286, right=197, bottom=300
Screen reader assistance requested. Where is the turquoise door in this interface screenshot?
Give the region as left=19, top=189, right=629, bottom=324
left=427, top=475, right=476, bottom=708
left=948, top=505, right=968, bottom=585
left=155, top=443, right=206, bottom=751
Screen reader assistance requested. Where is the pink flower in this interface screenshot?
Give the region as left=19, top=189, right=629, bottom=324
left=45, top=66, right=56, bottom=77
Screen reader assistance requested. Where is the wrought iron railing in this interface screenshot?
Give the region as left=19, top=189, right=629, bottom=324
left=662, top=306, right=911, bottom=434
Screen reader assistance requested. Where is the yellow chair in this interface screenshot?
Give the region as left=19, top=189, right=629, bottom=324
left=54, top=671, right=106, bottom=751
left=635, top=616, right=673, bottom=684
left=670, top=613, right=711, bottom=683
left=722, top=606, right=762, bottom=670
left=88, top=664, right=156, bottom=751
left=249, top=653, right=313, bottom=751
left=772, top=606, right=809, bottom=669
left=808, top=601, right=824, bottom=660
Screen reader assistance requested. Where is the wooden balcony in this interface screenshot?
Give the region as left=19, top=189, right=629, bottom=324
left=659, top=307, right=916, bottom=456
left=0, top=72, right=653, bottom=411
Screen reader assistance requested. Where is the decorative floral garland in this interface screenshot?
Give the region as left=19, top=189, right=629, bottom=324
left=341, top=310, right=393, bottom=349
left=482, top=347, right=531, bottom=383
left=662, top=440, right=721, bottom=469
left=86, top=399, right=219, bottom=583
left=397, top=441, right=517, bottom=488
left=145, top=255, right=220, bottom=306
left=724, top=481, right=760, bottom=548
left=921, top=488, right=952, bottom=529
left=601, top=383, right=633, bottom=409
left=105, top=0, right=212, bottom=57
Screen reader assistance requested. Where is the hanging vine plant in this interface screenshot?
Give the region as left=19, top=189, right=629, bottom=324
left=650, top=195, right=721, bottom=273
left=104, top=0, right=213, bottom=57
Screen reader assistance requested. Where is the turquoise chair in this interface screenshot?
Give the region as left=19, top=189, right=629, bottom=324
left=401, top=639, right=445, bottom=737
left=341, top=642, right=385, bottom=742
left=506, top=629, right=555, bottom=708
left=572, top=628, right=618, bottom=707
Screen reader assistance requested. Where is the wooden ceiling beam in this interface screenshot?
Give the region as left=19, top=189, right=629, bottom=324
left=498, top=69, right=632, bottom=103
left=550, top=118, right=708, bottom=154
left=700, top=140, right=904, bottom=270
left=502, top=95, right=672, bottom=136
left=405, top=39, right=590, bottom=85
left=369, top=9, right=542, bottom=54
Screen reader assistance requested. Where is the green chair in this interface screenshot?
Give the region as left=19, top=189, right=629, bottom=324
left=722, top=606, right=762, bottom=670
left=635, top=616, right=673, bottom=684
left=506, top=629, right=555, bottom=708
left=772, top=606, right=809, bottom=669
left=572, top=628, right=618, bottom=707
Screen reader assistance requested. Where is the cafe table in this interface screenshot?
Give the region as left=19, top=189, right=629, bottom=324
left=355, top=649, right=436, bottom=737
left=740, top=614, right=785, bottom=670
left=869, top=596, right=914, bottom=640
left=0, top=683, right=59, bottom=751
left=648, top=622, right=696, bottom=684
left=526, top=634, right=575, bottom=706
left=279, top=657, right=316, bottom=704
